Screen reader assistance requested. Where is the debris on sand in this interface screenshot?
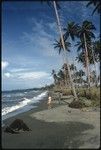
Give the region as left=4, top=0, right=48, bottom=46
left=69, top=100, right=86, bottom=109
left=4, top=119, right=31, bottom=134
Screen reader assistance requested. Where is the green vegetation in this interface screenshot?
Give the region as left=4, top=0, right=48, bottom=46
left=42, top=1, right=100, bottom=108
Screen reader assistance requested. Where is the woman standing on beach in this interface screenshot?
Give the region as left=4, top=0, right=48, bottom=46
left=47, top=93, right=52, bottom=109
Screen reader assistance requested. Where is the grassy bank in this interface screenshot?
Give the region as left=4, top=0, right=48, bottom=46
left=53, top=86, right=100, bottom=107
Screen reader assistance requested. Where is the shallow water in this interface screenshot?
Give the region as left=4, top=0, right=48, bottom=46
left=2, top=89, right=48, bottom=124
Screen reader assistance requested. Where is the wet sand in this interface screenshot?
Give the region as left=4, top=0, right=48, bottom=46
left=2, top=96, right=100, bottom=149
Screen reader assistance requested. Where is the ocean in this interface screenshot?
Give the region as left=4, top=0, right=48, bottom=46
left=2, top=89, right=48, bottom=126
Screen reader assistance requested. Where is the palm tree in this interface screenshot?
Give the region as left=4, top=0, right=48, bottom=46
left=79, top=69, right=85, bottom=86
left=63, top=21, right=80, bottom=89
left=74, top=70, right=85, bottom=87
left=93, top=40, right=100, bottom=62
left=63, top=21, right=79, bottom=41
left=86, top=0, right=101, bottom=15
left=76, top=51, right=86, bottom=67
left=53, top=38, right=71, bottom=55
left=69, top=63, right=77, bottom=81
left=62, top=63, right=70, bottom=87
left=70, top=63, right=77, bottom=71
left=57, top=69, right=65, bottom=87
left=76, top=39, right=98, bottom=87
left=90, top=42, right=99, bottom=87
left=53, top=1, right=78, bottom=100
left=90, top=70, right=96, bottom=85
left=51, top=69, right=57, bottom=85
left=77, top=20, right=96, bottom=88
left=53, top=38, right=71, bottom=87
left=76, top=40, right=98, bottom=64
left=41, top=0, right=60, bottom=9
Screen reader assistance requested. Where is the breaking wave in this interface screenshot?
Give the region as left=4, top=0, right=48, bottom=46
left=2, top=91, right=47, bottom=116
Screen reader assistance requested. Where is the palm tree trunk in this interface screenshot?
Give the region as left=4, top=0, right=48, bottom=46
left=83, top=33, right=91, bottom=89
left=91, top=44, right=98, bottom=87
left=53, top=1, right=78, bottom=100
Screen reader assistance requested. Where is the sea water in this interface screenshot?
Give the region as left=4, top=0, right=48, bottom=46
left=2, top=89, right=48, bottom=126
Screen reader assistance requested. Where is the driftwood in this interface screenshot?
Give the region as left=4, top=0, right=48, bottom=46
left=4, top=126, right=19, bottom=134
left=4, top=119, right=31, bottom=134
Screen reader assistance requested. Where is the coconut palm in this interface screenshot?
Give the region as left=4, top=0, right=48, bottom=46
left=76, top=38, right=99, bottom=87
left=79, top=69, right=85, bottom=86
left=57, top=69, right=65, bottom=87
left=51, top=69, right=58, bottom=85
left=63, top=21, right=79, bottom=41
left=77, top=20, right=96, bottom=88
left=70, top=63, right=77, bottom=71
left=86, top=0, right=101, bottom=15
left=93, top=40, right=100, bottom=62
left=53, top=1, right=78, bottom=100
left=76, top=40, right=98, bottom=64
left=76, top=52, right=86, bottom=67
left=90, top=70, right=96, bottom=85
left=57, top=69, right=65, bottom=80
left=90, top=42, right=99, bottom=87
left=69, top=63, right=77, bottom=80
left=53, top=38, right=71, bottom=54
left=74, top=70, right=85, bottom=87
left=53, top=39, right=71, bottom=87
left=41, top=0, right=60, bottom=9
left=62, top=63, right=70, bottom=87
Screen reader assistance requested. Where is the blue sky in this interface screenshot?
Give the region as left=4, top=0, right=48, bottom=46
left=2, top=1, right=100, bottom=91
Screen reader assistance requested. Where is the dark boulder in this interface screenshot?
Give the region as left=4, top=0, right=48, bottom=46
left=4, top=119, right=31, bottom=134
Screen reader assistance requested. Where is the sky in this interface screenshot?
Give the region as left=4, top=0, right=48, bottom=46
left=2, top=1, right=100, bottom=91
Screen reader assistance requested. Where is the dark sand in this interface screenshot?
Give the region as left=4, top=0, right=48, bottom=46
left=2, top=96, right=100, bottom=149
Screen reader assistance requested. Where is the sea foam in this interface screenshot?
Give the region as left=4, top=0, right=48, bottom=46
left=2, top=91, right=48, bottom=116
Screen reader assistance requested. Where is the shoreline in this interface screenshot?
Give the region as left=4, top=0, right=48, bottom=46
left=2, top=93, right=100, bottom=149
left=2, top=91, right=49, bottom=126
left=2, top=95, right=48, bottom=127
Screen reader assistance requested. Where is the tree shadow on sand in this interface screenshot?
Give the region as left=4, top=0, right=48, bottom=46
left=2, top=119, right=99, bottom=149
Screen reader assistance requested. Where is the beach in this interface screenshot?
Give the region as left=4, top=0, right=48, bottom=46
left=2, top=93, right=100, bottom=149
left=2, top=1, right=100, bottom=149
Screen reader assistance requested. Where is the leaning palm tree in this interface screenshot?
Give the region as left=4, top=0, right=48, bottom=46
left=53, top=1, right=78, bottom=100
left=53, top=38, right=71, bottom=87
left=77, top=20, right=96, bottom=88
left=63, top=21, right=80, bottom=88
left=41, top=0, right=60, bottom=9
left=86, top=0, right=101, bottom=15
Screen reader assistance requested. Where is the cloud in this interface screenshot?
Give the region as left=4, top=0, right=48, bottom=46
left=17, top=71, right=49, bottom=80
left=4, top=72, right=11, bottom=78
left=10, top=68, right=30, bottom=73
left=2, top=61, right=9, bottom=69
left=21, top=19, right=60, bottom=57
